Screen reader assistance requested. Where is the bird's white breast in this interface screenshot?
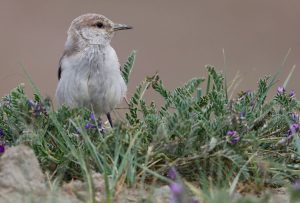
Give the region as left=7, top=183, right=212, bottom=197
left=55, top=45, right=127, bottom=115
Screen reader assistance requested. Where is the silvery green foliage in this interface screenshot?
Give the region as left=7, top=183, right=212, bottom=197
left=121, top=50, right=136, bottom=84
left=0, top=53, right=299, bottom=199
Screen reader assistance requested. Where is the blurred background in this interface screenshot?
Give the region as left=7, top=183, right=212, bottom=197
left=0, top=0, right=300, bottom=104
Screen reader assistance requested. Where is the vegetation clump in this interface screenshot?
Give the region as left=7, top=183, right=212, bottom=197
left=0, top=51, right=299, bottom=202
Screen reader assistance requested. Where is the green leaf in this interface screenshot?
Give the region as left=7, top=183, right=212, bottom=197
left=121, top=50, right=136, bottom=84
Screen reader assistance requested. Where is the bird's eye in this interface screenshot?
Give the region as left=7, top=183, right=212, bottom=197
left=95, top=22, right=104, bottom=29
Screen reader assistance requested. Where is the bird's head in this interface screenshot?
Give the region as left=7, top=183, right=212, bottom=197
left=66, top=13, right=132, bottom=49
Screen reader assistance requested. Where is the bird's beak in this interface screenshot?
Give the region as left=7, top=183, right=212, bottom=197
left=113, top=23, right=133, bottom=31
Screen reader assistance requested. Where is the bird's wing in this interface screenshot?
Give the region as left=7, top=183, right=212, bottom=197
left=58, top=55, right=64, bottom=80
left=58, top=65, right=62, bottom=80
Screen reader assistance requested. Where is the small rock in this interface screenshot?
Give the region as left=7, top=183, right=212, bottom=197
left=62, top=171, right=106, bottom=203
left=267, top=188, right=290, bottom=203
left=0, top=145, right=82, bottom=203
left=152, top=185, right=171, bottom=203
left=0, top=145, right=46, bottom=202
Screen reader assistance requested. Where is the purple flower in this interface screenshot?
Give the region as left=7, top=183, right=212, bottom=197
left=84, top=123, right=96, bottom=129
left=169, top=182, right=184, bottom=195
left=289, top=90, right=295, bottom=97
left=34, top=103, right=44, bottom=115
left=0, top=144, right=5, bottom=153
left=27, top=99, right=36, bottom=107
left=227, top=130, right=236, bottom=136
left=169, top=181, right=199, bottom=203
left=90, top=113, right=96, bottom=121
left=84, top=118, right=105, bottom=133
left=290, top=112, right=299, bottom=122
left=226, top=130, right=240, bottom=145
left=289, top=123, right=299, bottom=135
left=167, top=167, right=177, bottom=180
left=0, top=129, right=4, bottom=136
left=294, top=179, right=300, bottom=190
left=85, top=121, right=104, bottom=130
left=84, top=123, right=91, bottom=129
left=28, top=100, right=45, bottom=116
left=277, top=86, right=285, bottom=94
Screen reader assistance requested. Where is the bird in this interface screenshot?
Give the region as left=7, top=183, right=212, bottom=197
left=55, top=13, right=132, bottom=127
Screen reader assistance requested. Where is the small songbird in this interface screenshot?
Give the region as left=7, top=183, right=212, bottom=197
left=55, top=13, right=132, bottom=127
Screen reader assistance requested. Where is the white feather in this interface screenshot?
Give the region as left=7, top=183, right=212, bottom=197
left=55, top=45, right=127, bottom=115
